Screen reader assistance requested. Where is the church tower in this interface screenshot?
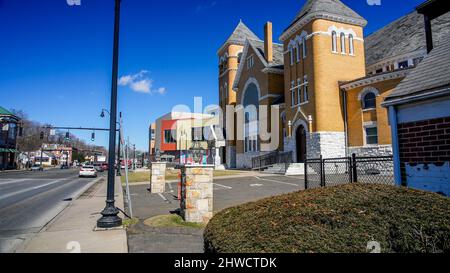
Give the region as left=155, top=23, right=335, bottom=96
left=218, top=21, right=259, bottom=168
left=280, top=0, right=367, bottom=160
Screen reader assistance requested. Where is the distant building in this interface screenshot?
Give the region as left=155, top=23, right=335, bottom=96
left=0, top=106, right=20, bottom=170
left=153, top=112, right=221, bottom=164
left=149, top=123, right=156, bottom=161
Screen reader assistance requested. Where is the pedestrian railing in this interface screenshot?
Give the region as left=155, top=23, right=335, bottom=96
left=252, top=151, right=293, bottom=171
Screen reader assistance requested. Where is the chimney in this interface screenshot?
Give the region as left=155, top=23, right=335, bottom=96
left=264, top=22, right=273, bottom=63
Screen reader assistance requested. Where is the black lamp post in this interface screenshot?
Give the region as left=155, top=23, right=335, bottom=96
left=101, top=109, right=122, bottom=176
left=97, top=0, right=122, bottom=229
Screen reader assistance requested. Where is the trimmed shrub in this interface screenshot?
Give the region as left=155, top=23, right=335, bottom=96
left=204, top=184, right=450, bottom=253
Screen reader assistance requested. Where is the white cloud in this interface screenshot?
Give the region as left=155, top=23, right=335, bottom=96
left=118, top=70, right=166, bottom=95
left=156, top=87, right=167, bottom=95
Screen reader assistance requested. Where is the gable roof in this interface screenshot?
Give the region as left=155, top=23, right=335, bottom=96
left=232, top=39, right=284, bottom=90
left=365, top=11, right=450, bottom=66
left=0, top=106, right=15, bottom=116
left=281, top=0, right=367, bottom=40
left=248, top=39, right=284, bottom=69
left=218, top=21, right=260, bottom=54
left=383, top=36, right=450, bottom=106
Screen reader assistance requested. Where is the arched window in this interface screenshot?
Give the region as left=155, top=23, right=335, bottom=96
left=302, top=36, right=307, bottom=58
left=349, top=34, right=354, bottom=55
left=237, top=52, right=243, bottom=63
left=243, top=81, right=260, bottom=153
left=331, top=31, right=337, bottom=52
left=296, top=44, right=300, bottom=63
left=340, top=33, right=346, bottom=54
left=362, top=92, right=376, bottom=109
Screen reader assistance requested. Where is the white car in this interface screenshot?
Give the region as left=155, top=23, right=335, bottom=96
left=79, top=166, right=97, bottom=178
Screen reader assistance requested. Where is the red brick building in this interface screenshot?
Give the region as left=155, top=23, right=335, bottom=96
left=383, top=0, right=450, bottom=196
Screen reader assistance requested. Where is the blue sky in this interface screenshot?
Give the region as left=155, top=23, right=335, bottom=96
left=0, top=0, right=425, bottom=150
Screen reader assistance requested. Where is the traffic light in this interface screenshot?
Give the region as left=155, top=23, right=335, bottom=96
left=40, top=131, right=44, bottom=140
left=91, top=132, right=95, bottom=141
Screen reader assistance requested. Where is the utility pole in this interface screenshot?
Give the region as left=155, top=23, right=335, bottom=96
left=117, top=112, right=122, bottom=176
left=97, top=0, right=122, bottom=229
left=133, top=144, right=136, bottom=170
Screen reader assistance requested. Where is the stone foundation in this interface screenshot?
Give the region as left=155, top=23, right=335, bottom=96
left=348, top=145, right=393, bottom=157
left=284, top=132, right=346, bottom=160
left=180, top=166, right=214, bottom=224
left=150, top=162, right=166, bottom=194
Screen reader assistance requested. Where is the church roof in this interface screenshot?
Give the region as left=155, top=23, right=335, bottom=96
left=218, top=21, right=260, bottom=53
left=286, top=0, right=367, bottom=30
left=383, top=36, right=450, bottom=106
left=365, top=11, right=450, bottom=66
left=248, top=39, right=284, bottom=68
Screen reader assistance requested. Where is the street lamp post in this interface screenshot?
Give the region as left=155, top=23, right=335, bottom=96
left=117, top=112, right=122, bottom=176
left=101, top=109, right=122, bottom=176
left=97, top=0, right=122, bottom=229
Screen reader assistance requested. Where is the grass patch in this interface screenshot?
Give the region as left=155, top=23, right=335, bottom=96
left=144, top=214, right=205, bottom=229
left=204, top=184, right=450, bottom=253
left=122, top=218, right=139, bottom=228
left=121, top=171, right=150, bottom=184
left=122, top=169, right=246, bottom=184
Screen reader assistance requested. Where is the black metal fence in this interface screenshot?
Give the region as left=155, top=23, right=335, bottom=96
left=252, top=151, right=293, bottom=171
left=305, top=154, right=394, bottom=189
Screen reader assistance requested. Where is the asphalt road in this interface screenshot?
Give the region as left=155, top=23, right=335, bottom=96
left=127, top=175, right=305, bottom=253
left=0, top=168, right=100, bottom=253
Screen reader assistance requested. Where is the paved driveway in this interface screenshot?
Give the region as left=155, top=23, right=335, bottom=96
left=126, top=174, right=305, bottom=253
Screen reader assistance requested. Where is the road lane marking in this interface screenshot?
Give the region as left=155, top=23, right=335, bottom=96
left=0, top=178, right=74, bottom=185
left=254, top=176, right=299, bottom=187
left=157, top=193, right=171, bottom=204
left=168, top=182, right=174, bottom=193
left=0, top=177, right=75, bottom=201
left=213, top=183, right=232, bottom=189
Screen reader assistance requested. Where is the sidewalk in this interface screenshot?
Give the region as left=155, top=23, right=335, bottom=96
left=18, top=177, right=128, bottom=253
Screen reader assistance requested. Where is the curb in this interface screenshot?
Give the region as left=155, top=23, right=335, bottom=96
left=15, top=175, right=105, bottom=253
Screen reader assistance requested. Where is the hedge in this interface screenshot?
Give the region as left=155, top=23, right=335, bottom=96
left=204, top=184, right=450, bottom=253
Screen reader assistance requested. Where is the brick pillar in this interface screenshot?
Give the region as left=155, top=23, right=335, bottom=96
left=180, top=166, right=214, bottom=224
left=150, top=162, right=166, bottom=193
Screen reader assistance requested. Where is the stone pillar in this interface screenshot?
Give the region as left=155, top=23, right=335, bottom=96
left=180, top=166, right=214, bottom=224
left=150, top=162, right=166, bottom=193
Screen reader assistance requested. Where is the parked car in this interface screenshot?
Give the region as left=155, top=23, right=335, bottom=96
left=79, top=166, right=97, bottom=178
left=93, top=163, right=104, bottom=173
left=31, top=164, right=43, bottom=171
